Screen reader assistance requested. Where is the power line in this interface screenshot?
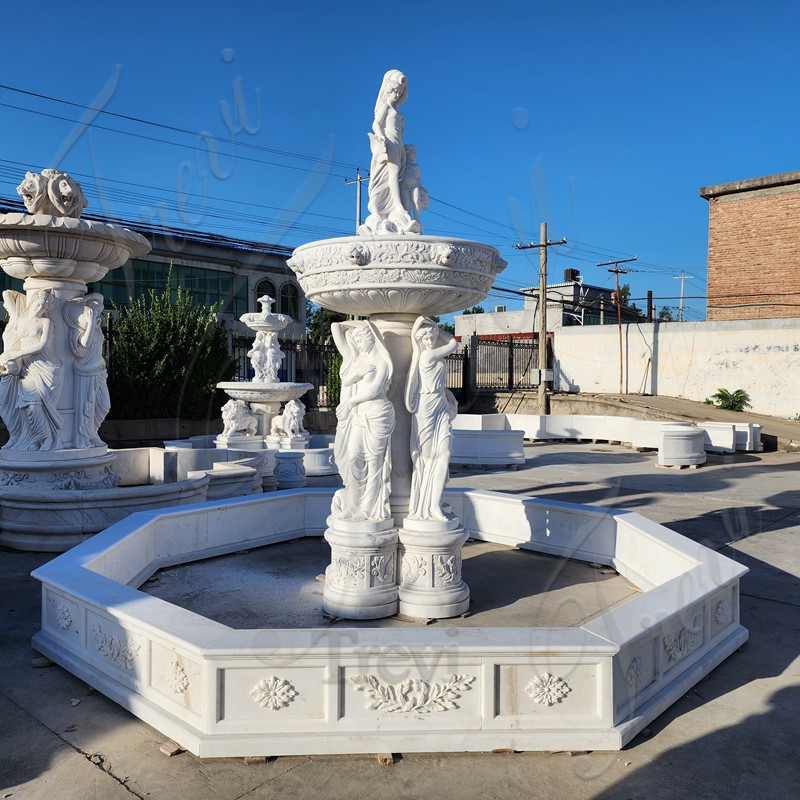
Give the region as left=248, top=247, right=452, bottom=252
left=0, top=100, right=355, bottom=180
left=0, top=83, right=363, bottom=172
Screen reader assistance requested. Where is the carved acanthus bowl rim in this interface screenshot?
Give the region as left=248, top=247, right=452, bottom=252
left=0, top=213, right=150, bottom=281
left=288, top=234, right=507, bottom=317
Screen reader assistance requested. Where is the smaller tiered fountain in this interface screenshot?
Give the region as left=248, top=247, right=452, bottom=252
left=214, top=297, right=335, bottom=484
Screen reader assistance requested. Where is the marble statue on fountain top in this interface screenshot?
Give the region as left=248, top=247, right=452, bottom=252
left=358, top=69, right=427, bottom=236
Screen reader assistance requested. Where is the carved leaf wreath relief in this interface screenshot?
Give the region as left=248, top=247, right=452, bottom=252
left=663, top=614, right=704, bottom=663
left=350, top=674, right=475, bottom=714
left=91, top=622, right=140, bottom=670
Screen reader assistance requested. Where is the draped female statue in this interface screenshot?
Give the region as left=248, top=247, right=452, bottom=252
left=405, top=317, right=459, bottom=521
left=358, top=69, right=422, bottom=236
left=330, top=320, right=395, bottom=522
left=0, top=289, right=63, bottom=451
left=65, top=294, right=109, bottom=448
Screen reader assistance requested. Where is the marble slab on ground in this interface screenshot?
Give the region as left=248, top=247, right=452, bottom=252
left=143, top=537, right=639, bottom=629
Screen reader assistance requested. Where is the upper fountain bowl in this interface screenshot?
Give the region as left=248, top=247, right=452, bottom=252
left=0, top=214, right=150, bottom=284
left=288, top=234, right=506, bottom=317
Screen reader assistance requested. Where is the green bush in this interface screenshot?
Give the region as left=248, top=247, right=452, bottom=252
left=708, top=388, right=752, bottom=412
left=107, top=279, right=235, bottom=420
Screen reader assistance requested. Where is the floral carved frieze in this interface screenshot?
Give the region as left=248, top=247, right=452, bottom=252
left=250, top=676, right=298, bottom=710
left=525, top=673, right=571, bottom=706
left=329, top=554, right=366, bottom=587
left=349, top=674, right=475, bottom=714
left=49, top=466, right=120, bottom=491
left=0, top=471, right=30, bottom=486
left=91, top=622, right=140, bottom=671
left=289, top=239, right=505, bottom=277
left=664, top=615, right=704, bottom=664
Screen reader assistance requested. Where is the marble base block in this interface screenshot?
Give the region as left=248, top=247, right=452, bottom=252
left=323, top=517, right=398, bottom=619
left=266, top=433, right=310, bottom=451
left=214, top=434, right=265, bottom=451
left=273, top=451, right=307, bottom=489
left=398, top=513, right=470, bottom=619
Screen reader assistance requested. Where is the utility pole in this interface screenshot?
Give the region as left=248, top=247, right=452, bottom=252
left=344, top=168, right=368, bottom=232
left=515, top=223, right=567, bottom=414
left=597, top=257, right=638, bottom=396
left=673, top=270, right=688, bottom=322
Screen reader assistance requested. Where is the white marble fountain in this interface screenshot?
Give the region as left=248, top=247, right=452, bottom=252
left=210, top=295, right=336, bottom=484
left=30, top=71, right=748, bottom=755
left=0, top=171, right=271, bottom=550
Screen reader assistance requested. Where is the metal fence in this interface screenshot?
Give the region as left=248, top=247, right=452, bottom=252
left=473, top=336, right=549, bottom=391
left=132, top=333, right=552, bottom=412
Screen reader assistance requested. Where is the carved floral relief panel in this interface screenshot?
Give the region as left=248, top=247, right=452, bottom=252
left=494, top=663, right=605, bottom=725
left=217, top=667, right=326, bottom=724
left=343, top=666, right=481, bottom=724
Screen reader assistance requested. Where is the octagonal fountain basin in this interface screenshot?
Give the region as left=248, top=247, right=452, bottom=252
left=31, top=488, right=747, bottom=756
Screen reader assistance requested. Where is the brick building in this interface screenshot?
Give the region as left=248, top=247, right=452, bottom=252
left=700, top=171, right=800, bottom=320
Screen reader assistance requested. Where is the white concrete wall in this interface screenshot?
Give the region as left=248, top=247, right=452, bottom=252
left=553, top=317, right=800, bottom=419
left=454, top=305, right=563, bottom=340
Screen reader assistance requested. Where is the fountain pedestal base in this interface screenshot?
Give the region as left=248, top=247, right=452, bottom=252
left=323, top=517, right=398, bottom=619
left=398, top=514, right=470, bottom=619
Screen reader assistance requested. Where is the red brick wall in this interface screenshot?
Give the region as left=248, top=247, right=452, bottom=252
left=707, top=186, right=800, bottom=320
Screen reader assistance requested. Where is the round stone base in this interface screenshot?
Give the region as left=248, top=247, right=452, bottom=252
left=323, top=517, right=398, bottom=619
left=398, top=513, right=470, bottom=619
left=0, top=449, right=118, bottom=490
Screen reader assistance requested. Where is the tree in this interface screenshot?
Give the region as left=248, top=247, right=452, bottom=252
left=107, top=276, right=235, bottom=420
left=306, top=301, right=347, bottom=344
left=617, top=284, right=645, bottom=320
left=657, top=306, right=676, bottom=322
left=462, top=305, right=485, bottom=315
left=430, top=314, right=455, bottom=335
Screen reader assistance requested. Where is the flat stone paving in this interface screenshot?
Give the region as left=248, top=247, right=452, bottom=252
left=144, top=538, right=638, bottom=629
left=2, top=441, right=799, bottom=800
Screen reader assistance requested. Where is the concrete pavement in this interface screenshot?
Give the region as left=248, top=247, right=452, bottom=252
left=1, top=441, right=799, bottom=800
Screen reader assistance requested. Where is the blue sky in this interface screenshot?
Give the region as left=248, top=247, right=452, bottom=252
left=2, top=1, right=799, bottom=323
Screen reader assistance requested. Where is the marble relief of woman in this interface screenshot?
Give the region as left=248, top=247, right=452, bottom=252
left=66, top=294, right=109, bottom=448
left=330, top=320, right=395, bottom=522
left=405, top=317, right=459, bottom=521
left=358, top=69, right=421, bottom=236
left=0, top=289, right=63, bottom=451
